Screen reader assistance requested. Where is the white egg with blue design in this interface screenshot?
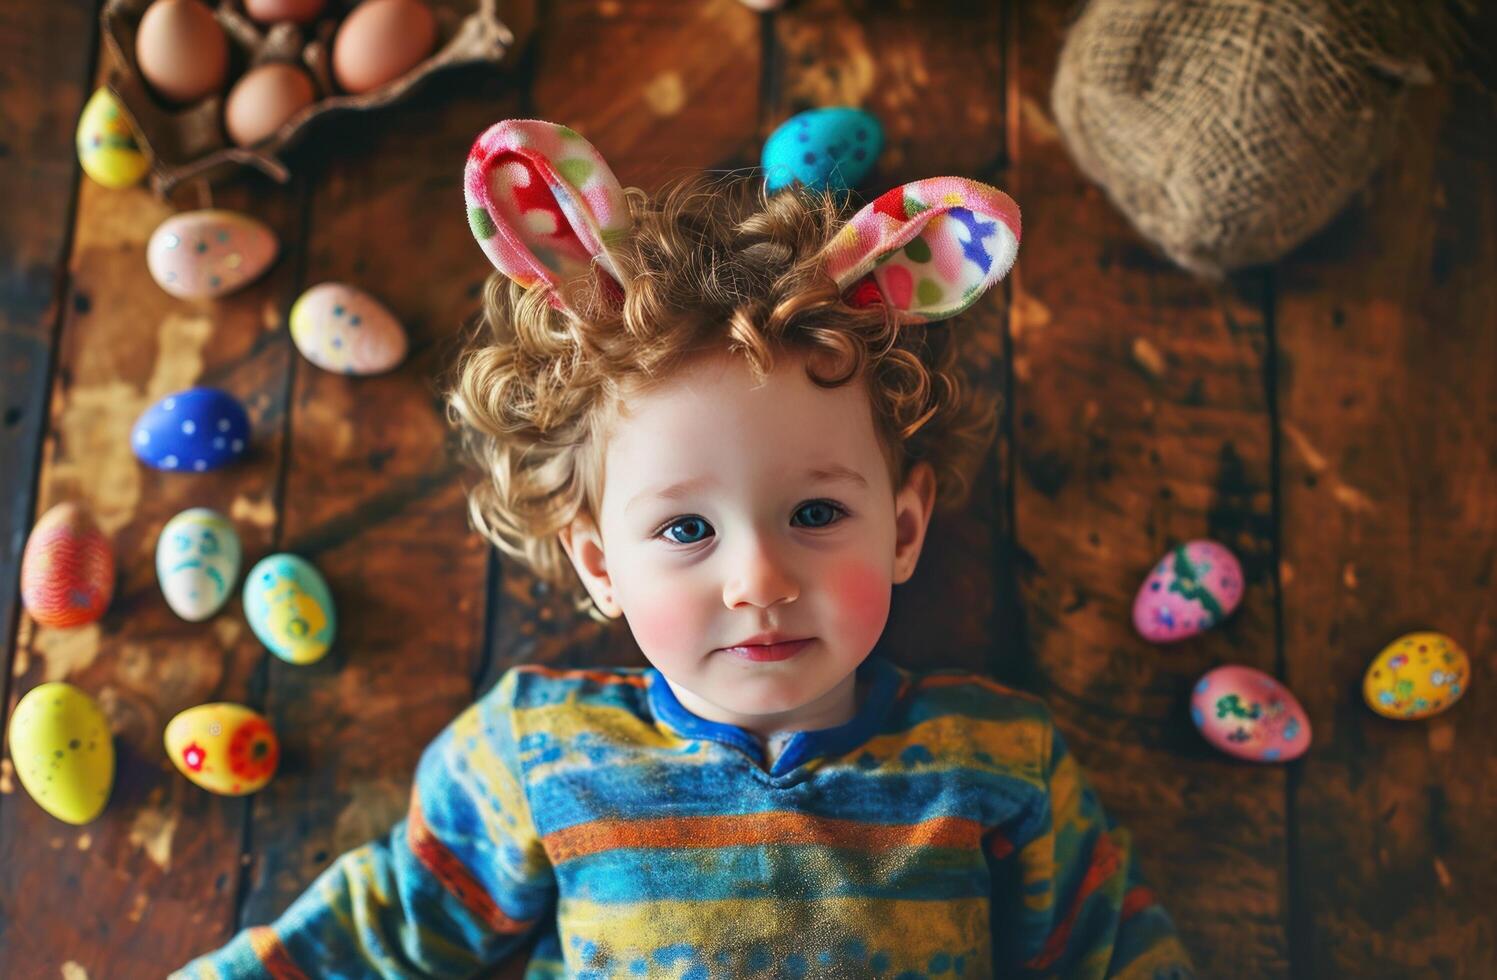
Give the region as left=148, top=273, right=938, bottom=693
left=156, top=508, right=241, bottom=621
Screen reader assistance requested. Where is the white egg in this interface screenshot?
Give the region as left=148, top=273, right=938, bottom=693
left=156, top=508, right=241, bottom=621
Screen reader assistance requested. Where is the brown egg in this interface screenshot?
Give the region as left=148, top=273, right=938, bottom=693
left=332, top=0, right=437, bottom=95
left=243, top=0, right=327, bottom=24
left=224, top=63, right=316, bottom=146
left=135, top=0, right=229, bottom=105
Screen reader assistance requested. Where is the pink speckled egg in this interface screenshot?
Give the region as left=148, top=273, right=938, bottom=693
left=147, top=209, right=278, bottom=300
left=1132, top=539, right=1244, bottom=643
left=288, top=282, right=408, bottom=375
left=1191, top=666, right=1310, bottom=762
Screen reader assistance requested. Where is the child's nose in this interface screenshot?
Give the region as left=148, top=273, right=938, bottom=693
left=722, top=536, right=800, bottom=609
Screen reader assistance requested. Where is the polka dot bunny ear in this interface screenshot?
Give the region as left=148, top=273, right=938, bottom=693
left=464, top=119, right=631, bottom=312
left=822, top=177, right=1022, bottom=323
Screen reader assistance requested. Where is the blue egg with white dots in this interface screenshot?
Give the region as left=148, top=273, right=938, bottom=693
left=762, top=107, right=883, bottom=193
left=131, top=387, right=251, bottom=472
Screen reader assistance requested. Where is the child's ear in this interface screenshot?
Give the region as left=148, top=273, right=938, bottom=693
left=464, top=119, right=631, bottom=313
left=823, top=177, right=1021, bottom=323
left=892, top=461, right=938, bottom=585
left=558, top=515, right=622, bottom=619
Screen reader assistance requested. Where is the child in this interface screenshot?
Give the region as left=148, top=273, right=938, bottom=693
left=174, top=119, right=1195, bottom=979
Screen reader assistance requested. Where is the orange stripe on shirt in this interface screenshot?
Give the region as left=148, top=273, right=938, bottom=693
left=545, top=812, right=983, bottom=864
left=248, top=926, right=310, bottom=980
left=406, top=795, right=536, bottom=935
left=1025, top=831, right=1125, bottom=971
left=514, top=665, right=649, bottom=687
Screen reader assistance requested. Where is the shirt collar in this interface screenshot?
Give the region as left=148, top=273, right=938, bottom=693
left=645, top=654, right=902, bottom=777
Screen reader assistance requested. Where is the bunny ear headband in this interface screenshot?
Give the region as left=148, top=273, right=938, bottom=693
left=464, top=118, right=1021, bottom=322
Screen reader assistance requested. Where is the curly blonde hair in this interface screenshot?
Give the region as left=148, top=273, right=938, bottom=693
left=446, top=173, right=1000, bottom=619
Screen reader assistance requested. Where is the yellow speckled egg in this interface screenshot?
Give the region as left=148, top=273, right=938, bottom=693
left=7, top=682, right=114, bottom=825
left=1364, top=631, right=1470, bottom=720
left=164, top=702, right=280, bottom=796
left=76, top=87, right=150, bottom=189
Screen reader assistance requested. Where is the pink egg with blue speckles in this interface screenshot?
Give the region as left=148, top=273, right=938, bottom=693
left=1132, top=539, right=1244, bottom=643
left=1191, top=665, right=1311, bottom=762
left=147, top=209, right=278, bottom=300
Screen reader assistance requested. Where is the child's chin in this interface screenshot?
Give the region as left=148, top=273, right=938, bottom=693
left=707, top=685, right=809, bottom=720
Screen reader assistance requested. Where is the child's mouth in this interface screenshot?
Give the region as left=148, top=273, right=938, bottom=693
left=720, top=639, right=812, bottom=662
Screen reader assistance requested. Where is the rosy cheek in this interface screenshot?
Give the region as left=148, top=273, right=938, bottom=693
left=826, top=559, right=891, bottom=648
left=619, top=579, right=712, bottom=659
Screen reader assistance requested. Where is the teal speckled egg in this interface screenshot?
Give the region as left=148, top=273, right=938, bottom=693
left=243, top=553, right=336, bottom=665
left=762, top=107, right=883, bottom=193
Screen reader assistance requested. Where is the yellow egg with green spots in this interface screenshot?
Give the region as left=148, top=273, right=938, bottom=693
left=7, top=682, right=114, bottom=825
left=1363, top=631, right=1470, bottom=720
left=76, top=87, right=150, bottom=189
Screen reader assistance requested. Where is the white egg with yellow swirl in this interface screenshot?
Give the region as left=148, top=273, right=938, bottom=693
left=156, top=508, right=241, bottom=621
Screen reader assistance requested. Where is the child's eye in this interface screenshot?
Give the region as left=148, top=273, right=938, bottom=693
left=792, top=500, right=847, bottom=528
left=660, top=516, right=713, bottom=545
left=655, top=501, right=848, bottom=545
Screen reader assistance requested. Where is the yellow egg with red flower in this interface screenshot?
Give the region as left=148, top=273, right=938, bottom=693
left=164, top=702, right=279, bottom=796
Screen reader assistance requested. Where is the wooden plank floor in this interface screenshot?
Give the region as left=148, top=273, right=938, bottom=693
left=1, top=1, right=1492, bottom=976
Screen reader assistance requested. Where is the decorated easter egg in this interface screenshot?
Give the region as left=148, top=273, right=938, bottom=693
left=763, top=107, right=883, bottom=194
left=244, top=553, right=336, bottom=665
left=20, top=502, right=115, bottom=628
left=1133, top=539, right=1244, bottom=643
left=156, top=508, right=241, bottom=621
left=1191, top=666, right=1311, bottom=763
left=147, top=209, right=278, bottom=299
left=75, top=87, right=150, bottom=189
left=164, top=702, right=279, bottom=795
left=131, top=387, right=251, bottom=472
left=1363, top=631, right=1470, bottom=720
left=288, top=282, right=409, bottom=375
left=8, top=682, right=114, bottom=824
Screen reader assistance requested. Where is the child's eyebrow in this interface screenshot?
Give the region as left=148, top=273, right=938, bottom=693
left=626, top=465, right=868, bottom=513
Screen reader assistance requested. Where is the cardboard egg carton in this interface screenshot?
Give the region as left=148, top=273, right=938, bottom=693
left=101, top=0, right=528, bottom=197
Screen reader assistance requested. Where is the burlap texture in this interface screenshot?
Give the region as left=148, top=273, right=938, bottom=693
left=1051, top=0, right=1463, bottom=278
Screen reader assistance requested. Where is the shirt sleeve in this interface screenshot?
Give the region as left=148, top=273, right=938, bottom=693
left=986, top=709, right=1197, bottom=980
left=170, top=668, right=556, bottom=979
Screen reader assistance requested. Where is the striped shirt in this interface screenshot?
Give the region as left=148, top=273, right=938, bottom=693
left=173, top=655, right=1195, bottom=979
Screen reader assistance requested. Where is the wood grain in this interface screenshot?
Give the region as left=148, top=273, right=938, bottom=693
left=1276, top=74, right=1497, bottom=979
left=1007, top=3, right=1289, bottom=975
left=0, top=135, right=305, bottom=978
left=2, top=2, right=1494, bottom=975
left=0, top=0, right=97, bottom=719
left=235, top=67, right=521, bottom=934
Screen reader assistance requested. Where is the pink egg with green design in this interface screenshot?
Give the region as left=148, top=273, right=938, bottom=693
left=1133, top=539, right=1243, bottom=643
left=1191, top=665, right=1311, bottom=762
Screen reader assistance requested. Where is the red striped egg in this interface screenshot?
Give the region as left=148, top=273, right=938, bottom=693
left=19, top=503, right=115, bottom=628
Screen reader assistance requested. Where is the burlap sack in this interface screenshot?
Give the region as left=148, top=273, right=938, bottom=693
left=1051, top=0, right=1468, bottom=278
left=101, top=0, right=527, bottom=198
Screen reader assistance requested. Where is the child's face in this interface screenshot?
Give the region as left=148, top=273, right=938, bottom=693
left=560, top=346, right=937, bottom=737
